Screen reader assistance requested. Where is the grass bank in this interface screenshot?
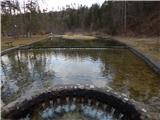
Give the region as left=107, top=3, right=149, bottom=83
left=31, top=36, right=125, bottom=48
left=55, top=34, right=96, bottom=40
left=112, top=36, right=160, bottom=63
left=1, top=33, right=159, bottom=64
left=1, top=35, right=48, bottom=51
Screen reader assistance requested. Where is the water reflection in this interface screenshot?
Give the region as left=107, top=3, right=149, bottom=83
left=1, top=48, right=160, bottom=114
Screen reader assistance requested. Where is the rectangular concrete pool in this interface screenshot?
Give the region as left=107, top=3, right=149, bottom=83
left=1, top=38, right=160, bottom=119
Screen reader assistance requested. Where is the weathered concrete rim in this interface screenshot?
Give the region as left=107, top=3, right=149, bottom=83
left=109, top=37, right=160, bottom=75
left=128, top=47, right=160, bottom=74
left=1, top=37, right=48, bottom=56
left=1, top=36, right=128, bottom=56
left=2, top=84, right=148, bottom=120
left=1, top=45, right=26, bottom=56
left=0, top=46, right=128, bottom=56
left=2, top=36, right=159, bottom=74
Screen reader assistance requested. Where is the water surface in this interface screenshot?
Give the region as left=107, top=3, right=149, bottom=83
left=1, top=48, right=160, bottom=118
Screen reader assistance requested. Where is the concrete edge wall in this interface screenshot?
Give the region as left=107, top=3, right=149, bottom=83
left=128, top=47, right=160, bottom=74
left=2, top=85, right=147, bottom=120
left=1, top=37, right=48, bottom=56
left=1, top=45, right=23, bottom=56
left=1, top=37, right=128, bottom=56
left=2, top=36, right=159, bottom=75
left=110, top=37, right=160, bottom=75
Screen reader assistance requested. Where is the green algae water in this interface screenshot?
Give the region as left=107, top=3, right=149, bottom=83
left=1, top=48, right=160, bottom=119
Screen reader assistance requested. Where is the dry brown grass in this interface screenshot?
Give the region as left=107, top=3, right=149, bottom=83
left=113, top=36, right=160, bottom=62
left=55, top=34, right=96, bottom=40
left=1, top=35, right=47, bottom=50
left=1, top=34, right=159, bottom=63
